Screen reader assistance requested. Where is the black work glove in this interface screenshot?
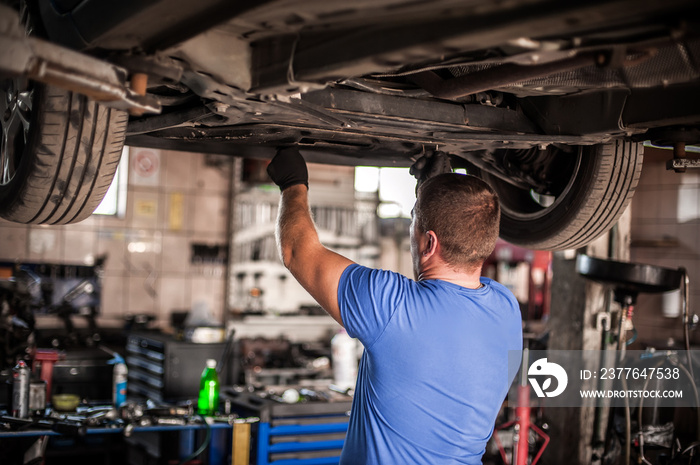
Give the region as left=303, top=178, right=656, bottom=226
left=409, top=150, right=452, bottom=193
left=267, top=147, right=309, bottom=191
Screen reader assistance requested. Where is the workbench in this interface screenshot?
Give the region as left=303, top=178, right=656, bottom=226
left=0, top=411, right=251, bottom=465
left=0, top=383, right=353, bottom=465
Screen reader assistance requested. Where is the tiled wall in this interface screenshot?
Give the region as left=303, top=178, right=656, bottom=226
left=630, top=147, right=700, bottom=346
left=0, top=147, right=232, bottom=328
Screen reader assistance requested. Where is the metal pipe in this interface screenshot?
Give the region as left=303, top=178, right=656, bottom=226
left=514, top=348, right=530, bottom=465
left=515, top=384, right=531, bottom=465
left=410, top=52, right=600, bottom=100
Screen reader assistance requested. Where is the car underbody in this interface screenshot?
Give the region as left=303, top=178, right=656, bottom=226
left=1, top=0, right=699, bottom=249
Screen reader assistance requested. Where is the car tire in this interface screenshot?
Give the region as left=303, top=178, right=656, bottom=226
left=480, top=140, right=643, bottom=251
left=0, top=81, right=128, bottom=225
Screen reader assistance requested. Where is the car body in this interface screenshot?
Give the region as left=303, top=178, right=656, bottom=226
left=1, top=0, right=699, bottom=250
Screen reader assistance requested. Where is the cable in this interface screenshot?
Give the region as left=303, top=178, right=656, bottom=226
left=679, top=268, right=700, bottom=442
left=681, top=269, right=694, bottom=380
left=681, top=441, right=700, bottom=457
left=637, top=358, right=667, bottom=464
left=178, top=415, right=212, bottom=465
left=621, top=375, right=631, bottom=465
left=636, top=355, right=700, bottom=462
left=616, top=302, right=632, bottom=465
left=676, top=361, right=700, bottom=444
left=677, top=360, right=700, bottom=408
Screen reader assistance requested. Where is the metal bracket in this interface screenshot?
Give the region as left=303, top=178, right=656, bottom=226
left=596, top=312, right=611, bottom=332
left=666, top=158, right=700, bottom=171
left=0, top=4, right=160, bottom=115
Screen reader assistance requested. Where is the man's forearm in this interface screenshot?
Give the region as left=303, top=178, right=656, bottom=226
left=276, top=184, right=319, bottom=269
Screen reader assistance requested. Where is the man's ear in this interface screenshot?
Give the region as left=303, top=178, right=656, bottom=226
left=424, top=230, right=439, bottom=257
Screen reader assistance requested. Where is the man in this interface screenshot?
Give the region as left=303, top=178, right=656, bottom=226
left=267, top=147, right=522, bottom=464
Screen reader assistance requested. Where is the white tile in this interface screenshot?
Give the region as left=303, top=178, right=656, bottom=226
left=163, top=150, right=196, bottom=190
left=676, top=186, right=700, bottom=222
left=163, top=191, right=191, bottom=233
left=192, top=193, right=229, bottom=237
left=0, top=225, right=28, bottom=260
left=158, top=276, right=190, bottom=320
left=96, top=212, right=127, bottom=229
left=676, top=223, right=700, bottom=252
left=161, top=234, right=191, bottom=274
left=680, top=172, right=700, bottom=186
left=195, top=153, right=233, bottom=194
left=28, top=227, right=63, bottom=262
left=630, top=223, right=659, bottom=241
left=96, top=229, right=127, bottom=273
left=69, top=214, right=98, bottom=230
left=100, top=276, right=125, bottom=318
left=125, top=230, right=161, bottom=273
left=127, top=190, right=162, bottom=230
left=127, top=275, right=158, bottom=314
left=654, top=187, right=678, bottom=221
left=62, top=229, right=97, bottom=264
left=189, top=230, right=229, bottom=247
left=631, top=191, right=652, bottom=220
left=190, top=276, right=226, bottom=324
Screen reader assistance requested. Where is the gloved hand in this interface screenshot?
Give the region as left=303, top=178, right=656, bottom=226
left=267, top=147, right=309, bottom=191
left=409, top=150, right=452, bottom=192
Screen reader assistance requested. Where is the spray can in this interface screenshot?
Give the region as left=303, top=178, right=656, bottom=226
left=197, top=359, right=219, bottom=416
left=109, top=355, right=128, bottom=407
left=331, top=329, right=358, bottom=391
left=12, top=360, right=30, bottom=418
left=29, top=380, right=47, bottom=416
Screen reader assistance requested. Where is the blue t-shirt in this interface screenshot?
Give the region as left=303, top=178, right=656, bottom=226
left=337, top=264, right=522, bottom=465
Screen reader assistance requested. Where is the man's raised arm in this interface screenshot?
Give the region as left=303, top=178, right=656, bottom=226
left=267, top=148, right=354, bottom=326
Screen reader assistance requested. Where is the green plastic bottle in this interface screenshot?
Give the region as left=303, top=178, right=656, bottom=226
left=197, top=359, right=219, bottom=416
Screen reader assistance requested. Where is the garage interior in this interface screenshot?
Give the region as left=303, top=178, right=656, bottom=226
left=0, top=143, right=698, bottom=465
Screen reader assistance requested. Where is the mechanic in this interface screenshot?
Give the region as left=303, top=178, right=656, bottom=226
left=267, top=147, right=523, bottom=464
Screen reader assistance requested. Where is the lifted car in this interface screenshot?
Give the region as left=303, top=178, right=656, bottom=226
left=1, top=0, right=699, bottom=250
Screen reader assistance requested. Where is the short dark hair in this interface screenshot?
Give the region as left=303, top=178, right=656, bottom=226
left=415, top=173, right=500, bottom=270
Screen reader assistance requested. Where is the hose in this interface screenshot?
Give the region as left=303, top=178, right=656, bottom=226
left=681, top=270, right=694, bottom=381
left=677, top=361, right=700, bottom=443
left=621, top=375, right=631, bottom=465
left=178, top=415, right=212, bottom=465
left=637, top=358, right=667, bottom=464
left=679, top=269, right=700, bottom=441
left=636, top=355, right=700, bottom=463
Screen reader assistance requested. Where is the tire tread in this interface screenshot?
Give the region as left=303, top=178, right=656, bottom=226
left=0, top=84, right=127, bottom=225
left=495, top=140, right=643, bottom=251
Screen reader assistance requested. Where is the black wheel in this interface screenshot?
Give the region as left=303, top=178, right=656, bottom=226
left=480, top=140, right=643, bottom=251
left=0, top=1, right=128, bottom=225
left=0, top=80, right=128, bottom=224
